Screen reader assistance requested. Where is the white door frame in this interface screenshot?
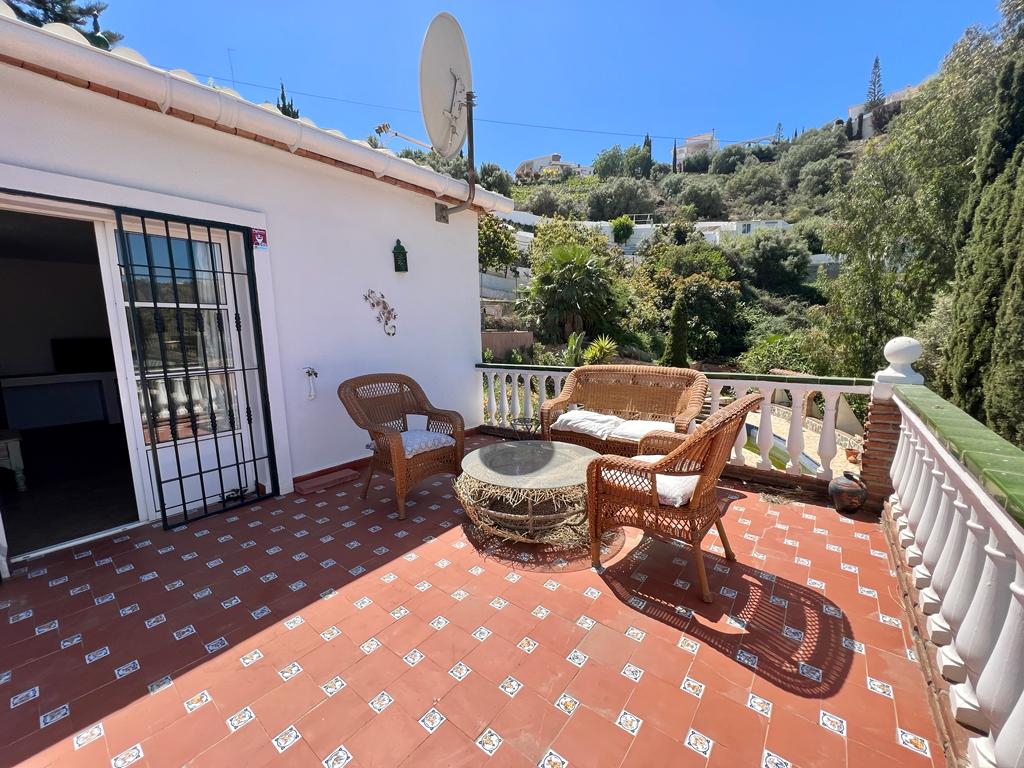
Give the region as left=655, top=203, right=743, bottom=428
left=0, top=177, right=294, bottom=571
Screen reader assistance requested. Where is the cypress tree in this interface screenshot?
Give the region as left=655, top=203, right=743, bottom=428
left=956, top=58, right=1024, bottom=248
left=671, top=139, right=678, bottom=174
left=865, top=56, right=885, bottom=110
left=664, top=290, right=689, bottom=367
left=984, top=174, right=1024, bottom=444
left=844, top=117, right=854, bottom=140
left=277, top=81, right=300, bottom=118
left=947, top=57, right=1024, bottom=425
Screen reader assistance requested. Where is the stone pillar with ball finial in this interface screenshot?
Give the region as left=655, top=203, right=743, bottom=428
left=860, top=337, right=924, bottom=513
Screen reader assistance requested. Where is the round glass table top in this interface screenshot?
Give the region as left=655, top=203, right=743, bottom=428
left=460, top=441, right=599, bottom=490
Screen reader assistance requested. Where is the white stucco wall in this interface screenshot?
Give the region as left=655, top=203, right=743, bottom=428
left=0, top=64, right=484, bottom=486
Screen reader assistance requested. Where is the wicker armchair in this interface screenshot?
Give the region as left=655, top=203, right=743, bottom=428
left=540, top=365, right=708, bottom=456
left=587, top=392, right=764, bottom=603
left=338, top=374, right=464, bottom=518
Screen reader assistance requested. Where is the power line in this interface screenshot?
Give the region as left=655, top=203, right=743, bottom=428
left=179, top=70, right=755, bottom=144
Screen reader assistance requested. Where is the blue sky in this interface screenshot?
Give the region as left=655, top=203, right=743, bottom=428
left=104, top=1, right=1000, bottom=171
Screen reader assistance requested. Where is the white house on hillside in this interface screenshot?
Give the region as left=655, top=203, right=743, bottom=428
left=514, top=153, right=592, bottom=179
left=695, top=219, right=791, bottom=245
left=0, top=10, right=512, bottom=563
left=671, top=131, right=720, bottom=165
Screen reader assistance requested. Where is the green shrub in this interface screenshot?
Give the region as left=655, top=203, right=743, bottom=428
left=709, top=144, right=750, bottom=174
left=611, top=215, right=635, bottom=244
left=564, top=332, right=587, bottom=366
left=583, top=335, right=619, bottom=365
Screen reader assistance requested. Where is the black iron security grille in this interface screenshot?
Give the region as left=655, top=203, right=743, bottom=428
left=114, top=210, right=278, bottom=528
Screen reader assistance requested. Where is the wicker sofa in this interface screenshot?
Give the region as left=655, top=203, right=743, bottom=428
left=540, top=365, right=709, bottom=457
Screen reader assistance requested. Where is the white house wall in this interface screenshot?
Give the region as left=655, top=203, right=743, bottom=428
left=0, top=64, right=483, bottom=486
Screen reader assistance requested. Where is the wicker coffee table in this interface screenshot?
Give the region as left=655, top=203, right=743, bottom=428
left=453, top=441, right=599, bottom=543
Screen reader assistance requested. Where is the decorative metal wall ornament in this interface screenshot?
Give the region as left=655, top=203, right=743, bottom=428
left=363, top=290, right=398, bottom=336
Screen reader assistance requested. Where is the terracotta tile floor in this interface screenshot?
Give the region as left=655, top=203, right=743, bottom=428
left=0, top=436, right=944, bottom=768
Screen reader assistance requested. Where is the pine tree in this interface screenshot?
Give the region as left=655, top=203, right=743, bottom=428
left=865, top=56, right=885, bottom=111
left=671, top=138, right=678, bottom=174
left=9, top=1, right=122, bottom=47
left=663, top=290, right=689, bottom=367
left=276, top=81, right=299, bottom=119
left=773, top=122, right=783, bottom=143
left=947, top=57, right=1024, bottom=426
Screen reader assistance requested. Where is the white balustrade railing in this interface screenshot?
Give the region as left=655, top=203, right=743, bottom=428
left=889, top=387, right=1024, bottom=768
left=476, top=364, right=872, bottom=482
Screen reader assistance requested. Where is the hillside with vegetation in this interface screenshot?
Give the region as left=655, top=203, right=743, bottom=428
left=472, top=1, right=1024, bottom=445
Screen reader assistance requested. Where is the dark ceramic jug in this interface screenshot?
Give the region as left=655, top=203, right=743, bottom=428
left=829, top=471, right=867, bottom=513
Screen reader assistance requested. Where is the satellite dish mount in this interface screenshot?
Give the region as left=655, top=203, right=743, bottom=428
left=419, top=13, right=476, bottom=224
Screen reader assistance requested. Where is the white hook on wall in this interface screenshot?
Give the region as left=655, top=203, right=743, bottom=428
left=302, top=366, right=319, bottom=400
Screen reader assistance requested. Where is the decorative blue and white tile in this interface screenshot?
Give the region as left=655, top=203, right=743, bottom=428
left=85, top=646, right=110, bottom=664
left=322, top=745, right=353, bottom=768
left=681, top=677, right=705, bottom=698
left=543, top=579, right=560, bottom=591
left=532, top=606, right=550, bottom=620
left=272, top=725, right=302, bottom=753
left=449, top=662, right=471, bottom=681
left=576, top=616, right=596, bottom=631
left=747, top=693, right=773, bottom=718
left=499, top=676, right=523, bottom=697
left=537, top=748, right=568, bottom=767
left=430, top=616, right=449, bottom=630
left=111, top=743, right=144, bottom=768
left=115, top=660, right=140, bottom=679
left=451, top=589, right=469, bottom=602
left=677, top=636, right=700, bottom=654
left=625, top=626, right=646, bottom=642
left=783, top=626, right=805, bottom=643
left=148, top=676, right=172, bottom=695
left=39, top=703, right=70, bottom=728
left=554, top=692, right=579, bottom=716
left=517, top=637, right=538, bottom=654
left=403, top=649, right=425, bottom=667
left=736, top=649, right=759, bottom=669
left=476, top=728, right=503, bottom=756
left=583, top=587, right=601, bottom=599
left=419, top=707, right=445, bottom=733
left=615, top=709, right=642, bottom=735
left=685, top=728, right=714, bottom=758
left=322, top=676, right=346, bottom=697
left=321, top=626, right=341, bottom=642
left=472, top=626, right=492, bottom=642
left=390, top=606, right=410, bottom=620
left=842, top=636, right=865, bottom=654
left=240, top=649, right=263, bottom=667
left=762, top=749, right=791, bottom=768
left=360, top=638, right=381, bottom=655
left=227, top=706, right=256, bottom=732
left=279, top=662, right=303, bottom=681
left=566, top=649, right=589, bottom=668
left=819, top=709, right=846, bottom=736
left=368, top=691, right=394, bottom=713
left=73, top=722, right=104, bottom=750
left=799, top=663, right=823, bottom=683
left=284, top=615, right=305, bottom=630
left=184, top=690, right=212, bottom=713
left=867, top=677, right=894, bottom=698
left=173, top=626, right=195, bottom=641
left=621, top=663, right=644, bottom=683
left=897, top=728, right=931, bottom=757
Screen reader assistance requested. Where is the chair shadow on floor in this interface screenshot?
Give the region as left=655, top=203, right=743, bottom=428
left=598, top=531, right=854, bottom=698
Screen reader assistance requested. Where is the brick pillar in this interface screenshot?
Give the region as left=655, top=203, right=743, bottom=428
left=860, top=397, right=900, bottom=513
left=862, top=336, right=924, bottom=514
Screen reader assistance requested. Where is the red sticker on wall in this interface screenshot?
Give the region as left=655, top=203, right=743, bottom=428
left=252, top=229, right=268, bottom=250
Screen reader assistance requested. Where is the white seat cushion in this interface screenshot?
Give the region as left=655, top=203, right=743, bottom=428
left=608, top=420, right=675, bottom=442
left=632, top=454, right=700, bottom=507
left=550, top=409, right=624, bottom=440
left=400, top=429, right=456, bottom=458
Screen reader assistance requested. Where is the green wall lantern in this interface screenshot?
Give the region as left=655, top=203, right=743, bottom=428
left=392, top=239, right=408, bottom=272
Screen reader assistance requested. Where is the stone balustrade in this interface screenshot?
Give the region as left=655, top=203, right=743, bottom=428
left=886, top=354, right=1024, bottom=768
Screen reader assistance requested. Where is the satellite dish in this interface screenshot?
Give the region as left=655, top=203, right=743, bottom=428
left=419, top=12, right=476, bottom=222
left=420, top=13, right=472, bottom=159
